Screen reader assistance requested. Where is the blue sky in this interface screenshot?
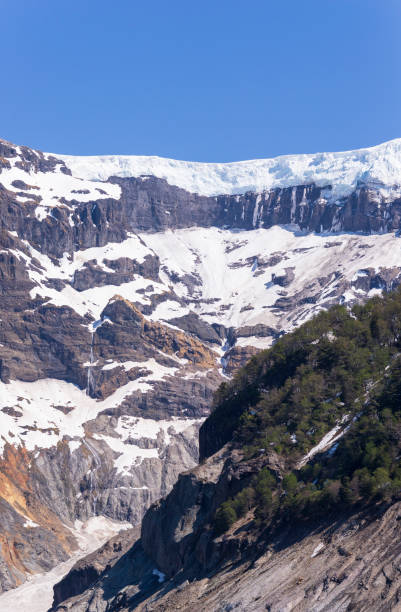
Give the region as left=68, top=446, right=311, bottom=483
left=1, top=0, right=400, bottom=161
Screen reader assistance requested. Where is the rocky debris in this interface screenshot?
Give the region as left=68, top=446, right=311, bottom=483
left=271, top=274, right=348, bottom=317
left=50, top=537, right=156, bottom=612
left=163, top=268, right=203, bottom=296
left=131, top=500, right=401, bottom=612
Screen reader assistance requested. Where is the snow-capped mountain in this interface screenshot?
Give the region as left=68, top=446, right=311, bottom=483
left=1, top=136, right=401, bottom=602
left=58, top=137, right=401, bottom=201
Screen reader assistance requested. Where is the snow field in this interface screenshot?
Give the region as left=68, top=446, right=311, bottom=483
left=58, top=138, right=401, bottom=201
left=0, top=357, right=180, bottom=457
left=0, top=516, right=131, bottom=612
left=0, top=153, right=120, bottom=221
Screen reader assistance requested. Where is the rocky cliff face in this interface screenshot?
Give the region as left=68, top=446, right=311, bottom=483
left=1, top=136, right=401, bottom=603
left=49, top=444, right=401, bottom=612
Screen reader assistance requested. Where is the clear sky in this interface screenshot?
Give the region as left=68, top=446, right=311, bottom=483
left=1, top=0, right=400, bottom=161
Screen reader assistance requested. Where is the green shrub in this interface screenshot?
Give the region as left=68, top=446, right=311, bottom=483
left=214, top=501, right=237, bottom=535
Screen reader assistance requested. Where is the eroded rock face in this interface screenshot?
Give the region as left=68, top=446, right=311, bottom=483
left=71, top=254, right=160, bottom=291
left=61, top=500, right=401, bottom=612
left=81, top=177, right=401, bottom=237
left=2, top=137, right=401, bottom=598
left=49, top=441, right=401, bottom=612
left=167, top=312, right=222, bottom=345
left=0, top=228, right=222, bottom=591
left=223, top=344, right=260, bottom=375
left=0, top=445, right=78, bottom=590
left=52, top=527, right=140, bottom=608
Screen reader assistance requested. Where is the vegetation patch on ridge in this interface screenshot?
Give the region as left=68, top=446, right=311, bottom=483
left=209, top=287, right=401, bottom=535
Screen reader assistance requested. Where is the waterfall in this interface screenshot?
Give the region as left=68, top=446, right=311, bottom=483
left=220, top=334, right=234, bottom=375
left=252, top=194, right=262, bottom=228
left=83, top=439, right=101, bottom=516
left=86, top=333, right=95, bottom=396
left=290, top=186, right=297, bottom=222
left=86, top=317, right=110, bottom=396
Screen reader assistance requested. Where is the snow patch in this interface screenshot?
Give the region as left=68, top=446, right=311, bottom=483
left=0, top=377, right=160, bottom=455
left=101, top=357, right=177, bottom=378
left=23, top=518, right=39, bottom=529
left=94, top=415, right=203, bottom=475
left=152, top=568, right=166, bottom=583
left=297, top=415, right=350, bottom=469
left=311, top=542, right=325, bottom=558
left=0, top=160, right=120, bottom=222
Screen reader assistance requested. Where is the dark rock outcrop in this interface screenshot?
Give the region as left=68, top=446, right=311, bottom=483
left=52, top=528, right=139, bottom=608
left=167, top=312, right=222, bottom=345
left=71, top=255, right=160, bottom=291
left=350, top=267, right=401, bottom=293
